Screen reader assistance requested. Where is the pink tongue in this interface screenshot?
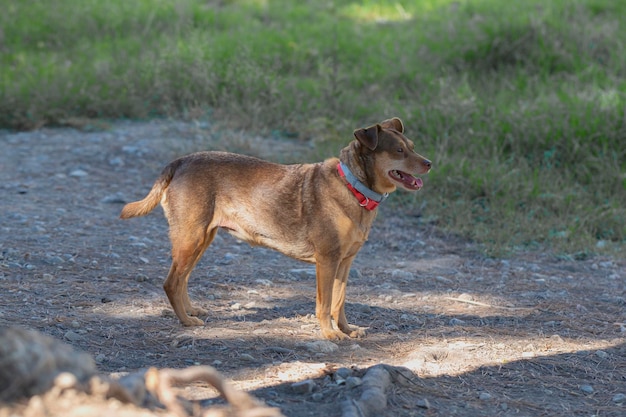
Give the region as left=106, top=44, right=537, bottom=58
left=401, top=173, right=422, bottom=189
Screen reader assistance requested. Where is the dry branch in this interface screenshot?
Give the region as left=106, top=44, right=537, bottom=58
left=0, top=326, right=284, bottom=417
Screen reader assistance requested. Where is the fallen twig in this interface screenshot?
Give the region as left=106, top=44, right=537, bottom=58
left=445, top=297, right=536, bottom=311
left=340, top=365, right=419, bottom=417
left=146, top=366, right=284, bottom=417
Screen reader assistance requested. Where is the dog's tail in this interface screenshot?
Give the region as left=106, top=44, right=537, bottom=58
left=120, top=160, right=180, bottom=219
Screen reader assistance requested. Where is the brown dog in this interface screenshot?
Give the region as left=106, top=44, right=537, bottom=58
left=120, top=118, right=431, bottom=340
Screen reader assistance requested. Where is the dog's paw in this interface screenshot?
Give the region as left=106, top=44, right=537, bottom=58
left=321, top=328, right=349, bottom=341
left=339, top=325, right=366, bottom=339
left=187, top=306, right=208, bottom=317
left=181, top=316, right=205, bottom=326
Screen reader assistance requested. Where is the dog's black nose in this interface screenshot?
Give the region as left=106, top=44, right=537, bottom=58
left=423, top=159, right=432, bottom=169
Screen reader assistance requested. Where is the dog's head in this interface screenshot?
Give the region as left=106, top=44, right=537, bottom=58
left=350, top=117, right=431, bottom=194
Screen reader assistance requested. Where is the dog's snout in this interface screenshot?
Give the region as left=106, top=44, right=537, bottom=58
left=423, top=159, right=432, bottom=169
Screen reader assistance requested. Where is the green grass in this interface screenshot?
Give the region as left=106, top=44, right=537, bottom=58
left=2, top=0, right=625, bottom=255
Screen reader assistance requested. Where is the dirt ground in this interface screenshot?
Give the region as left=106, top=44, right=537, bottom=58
left=1, top=120, right=625, bottom=416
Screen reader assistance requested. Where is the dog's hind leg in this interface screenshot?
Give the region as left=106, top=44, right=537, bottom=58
left=181, top=227, right=218, bottom=317
left=164, top=226, right=214, bottom=326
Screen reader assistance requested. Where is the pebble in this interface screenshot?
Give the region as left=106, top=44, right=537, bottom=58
left=579, top=385, right=594, bottom=394
left=449, top=318, right=465, bottom=326
left=595, top=350, right=608, bottom=359
left=95, top=353, right=106, bottom=363
left=416, top=398, right=431, bottom=409
left=253, top=329, right=269, bottom=335
left=230, top=303, right=242, bottom=310
left=345, top=376, right=363, bottom=389
left=69, top=169, right=88, bottom=177
left=291, top=379, right=317, bottom=394
left=384, top=323, right=400, bottom=331
left=64, top=330, right=84, bottom=342
left=311, top=392, right=324, bottom=401
left=478, top=392, right=492, bottom=401
left=305, top=340, right=339, bottom=354
left=239, top=353, right=256, bottom=362
left=612, top=393, right=626, bottom=403
left=334, top=367, right=353, bottom=380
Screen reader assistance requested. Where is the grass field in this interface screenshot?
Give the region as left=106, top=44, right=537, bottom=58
left=2, top=0, right=625, bottom=255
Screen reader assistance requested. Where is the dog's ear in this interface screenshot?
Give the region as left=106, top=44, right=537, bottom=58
left=353, top=124, right=381, bottom=150
left=379, top=117, right=404, bottom=133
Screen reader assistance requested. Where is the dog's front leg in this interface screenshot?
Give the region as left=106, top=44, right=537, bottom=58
left=332, top=256, right=365, bottom=338
left=315, top=259, right=348, bottom=340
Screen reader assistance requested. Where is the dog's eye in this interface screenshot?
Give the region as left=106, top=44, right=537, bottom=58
left=397, top=147, right=404, bottom=153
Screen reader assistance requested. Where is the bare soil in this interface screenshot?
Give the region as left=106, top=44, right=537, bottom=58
left=1, top=120, right=625, bottom=416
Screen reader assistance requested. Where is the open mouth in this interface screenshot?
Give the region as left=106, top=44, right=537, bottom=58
left=389, top=170, right=423, bottom=190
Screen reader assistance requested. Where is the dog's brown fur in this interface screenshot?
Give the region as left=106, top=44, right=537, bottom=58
left=120, top=118, right=431, bottom=340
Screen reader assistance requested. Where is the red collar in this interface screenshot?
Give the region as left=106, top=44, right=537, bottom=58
left=337, top=162, right=388, bottom=210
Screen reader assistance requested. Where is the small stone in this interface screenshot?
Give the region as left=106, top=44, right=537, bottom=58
left=239, top=353, right=256, bottom=362
left=334, top=367, right=353, bottom=380
left=95, top=354, right=106, bottom=363
left=69, top=169, right=88, bottom=177
left=612, top=393, right=626, bottom=403
left=71, top=320, right=80, bottom=329
left=384, top=323, right=399, bottom=331
left=458, top=293, right=473, bottom=301
left=212, top=360, right=222, bottom=366
left=311, top=392, right=324, bottom=401
left=346, top=376, right=362, bottom=389
left=579, top=385, right=594, bottom=394
left=595, top=350, right=608, bottom=359
left=416, top=398, right=431, bottom=409
left=291, top=380, right=317, bottom=394
left=449, top=318, right=465, bottom=326
left=230, top=303, right=242, bottom=310
left=64, top=330, right=84, bottom=342
left=478, top=392, right=492, bottom=401
left=253, top=329, right=269, bottom=335
left=305, top=341, right=339, bottom=354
